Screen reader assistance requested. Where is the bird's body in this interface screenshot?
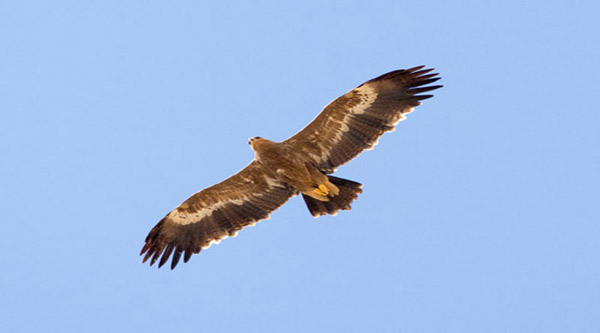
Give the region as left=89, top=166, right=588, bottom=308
left=250, top=137, right=338, bottom=201
left=141, top=66, right=442, bottom=269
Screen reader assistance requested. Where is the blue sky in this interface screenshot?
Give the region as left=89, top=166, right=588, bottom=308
left=1, top=1, right=599, bottom=332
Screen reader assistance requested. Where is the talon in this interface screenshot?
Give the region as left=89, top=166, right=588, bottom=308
left=318, top=184, right=330, bottom=195
left=313, top=187, right=327, bottom=196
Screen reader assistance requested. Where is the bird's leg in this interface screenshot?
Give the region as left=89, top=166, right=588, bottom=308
left=314, top=182, right=339, bottom=197
left=305, top=188, right=330, bottom=201
left=324, top=180, right=339, bottom=196
left=313, top=187, right=327, bottom=196
left=317, top=184, right=330, bottom=196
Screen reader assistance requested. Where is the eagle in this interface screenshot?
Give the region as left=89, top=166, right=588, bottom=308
left=141, top=66, right=442, bottom=269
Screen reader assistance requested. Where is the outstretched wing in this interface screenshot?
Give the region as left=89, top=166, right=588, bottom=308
left=284, top=66, right=442, bottom=173
left=141, top=161, right=296, bottom=269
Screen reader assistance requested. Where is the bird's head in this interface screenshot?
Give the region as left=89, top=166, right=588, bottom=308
left=248, top=136, right=262, bottom=145
left=248, top=136, right=263, bottom=149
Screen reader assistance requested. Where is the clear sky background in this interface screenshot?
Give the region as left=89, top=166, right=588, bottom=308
left=1, top=1, right=599, bottom=332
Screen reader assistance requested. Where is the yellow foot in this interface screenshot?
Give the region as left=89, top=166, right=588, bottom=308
left=313, top=186, right=328, bottom=196
left=318, top=184, right=330, bottom=196
left=325, top=181, right=340, bottom=196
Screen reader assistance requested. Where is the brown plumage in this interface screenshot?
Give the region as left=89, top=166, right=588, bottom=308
left=141, top=66, right=442, bottom=269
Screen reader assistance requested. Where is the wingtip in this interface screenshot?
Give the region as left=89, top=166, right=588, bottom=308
left=416, top=94, right=435, bottom=100
left=410, top=84, right=444, bottom=94
left=411, top=68, right=435, bottom=77
left=141, top=249, right=154, bottom=264
left=408, top=76, right=441, bottom=88
left=184, top=249, right=194, bottom=263
left=407, top=65, right=426, bottom=72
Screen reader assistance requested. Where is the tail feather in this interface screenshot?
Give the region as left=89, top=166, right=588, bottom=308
left=302, top=176, right=362, bottom=217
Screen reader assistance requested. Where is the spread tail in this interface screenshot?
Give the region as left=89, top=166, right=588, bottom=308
left=302, top=176, right=362, bottom=217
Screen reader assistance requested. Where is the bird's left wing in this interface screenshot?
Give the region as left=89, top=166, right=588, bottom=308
left=284, top=66, right=442, bottom=173
left=141, top=161, right=296, bottom=269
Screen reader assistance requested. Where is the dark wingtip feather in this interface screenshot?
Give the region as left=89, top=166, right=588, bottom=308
left=414, top=73, right=439, bottom=81
left=140, top=243, right=149, bottom=257
left=363, top=66, right=442, bottom=91
left=416, top=94, right=435, bottom=101
left=183, top=249, right=193, bottom=263
left=410, top=68, right=435, bottom=77
left=363, top=66, right=423, bottom=85
left=150, top=248, right=162, bottom=266
left=406, top=65, right=426, bottom=72
left=409, top=77, right=441, bottom=88
left=170, top=248, right=183, bottom=270
left=410, top=84, right=444, bottom=94
left=158, top=243, right=175, bottom=268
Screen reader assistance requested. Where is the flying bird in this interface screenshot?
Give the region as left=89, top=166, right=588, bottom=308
left=141, top=66, right=442, bottom=269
